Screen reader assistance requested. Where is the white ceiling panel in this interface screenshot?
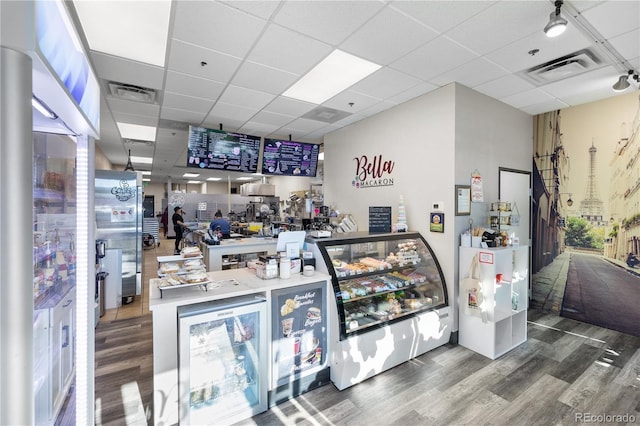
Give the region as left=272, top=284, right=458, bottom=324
left=167, top=40, right=242, bottom=83
left=70, top=0, right=639, bottom=183
left=579, top=1, right=640, bottom=40
left=91, top=51, right=165, bottom=89
left=217, top=85, right=276, bottom=110
left=429, top=57, right=508, bottom=88
left=231, top=61, right=299, bottom=95
left=340, top=7, right=440, bottom=66
left=390, top=36, right=478, bottom=81
left=164, top=71, right=226, bottom=101
left=263, top=96, right=316, bottom=117
left=349, top=67, right=423, bottom=101
left=485, top=26, right=594, bottom=73
left=162, top=92, right=214, bottom=114
left=247, top=24, right=333, bottom=75
left=219, top=1, right=282, bottom=20
left=172, top=1, right=267, bottom=57
left=445, top=1, right=550, bottom=55
left=159, top=107, right=207, bottom=125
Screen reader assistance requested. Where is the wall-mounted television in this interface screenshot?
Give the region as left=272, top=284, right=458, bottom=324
left=187, top=126, right=260, bottom=173
left=261, top=139, right=319, bottom=177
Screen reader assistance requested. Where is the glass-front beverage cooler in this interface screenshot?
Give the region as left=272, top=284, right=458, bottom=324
left=33, top=132, right=78, bottom=425
left=178, top=294, right=268, bottom=425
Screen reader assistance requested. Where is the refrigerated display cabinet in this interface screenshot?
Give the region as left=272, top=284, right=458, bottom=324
left=308, top=232, right=451, bottom=390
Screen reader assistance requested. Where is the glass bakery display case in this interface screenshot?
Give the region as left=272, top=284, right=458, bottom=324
left=312, top=232, right=448, bottom=340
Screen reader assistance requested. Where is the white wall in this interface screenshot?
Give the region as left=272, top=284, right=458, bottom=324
left=323, top=83, right=533, bottom=333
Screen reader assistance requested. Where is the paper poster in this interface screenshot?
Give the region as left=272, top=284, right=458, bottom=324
left=471, top=170, right=484, bottom=202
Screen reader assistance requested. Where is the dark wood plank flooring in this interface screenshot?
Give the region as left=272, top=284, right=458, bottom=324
left=94, top=310, right=640, bottom=425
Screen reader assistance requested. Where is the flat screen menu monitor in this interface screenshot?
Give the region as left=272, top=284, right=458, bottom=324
left=187, top=126, right=260, bottom=173
left=261, top=138, right=319, bottom=177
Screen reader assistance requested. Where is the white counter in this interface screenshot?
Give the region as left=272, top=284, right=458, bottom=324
left=150, top=269, right=331, bottom=426
left=201, top=237, right=278, bottom=271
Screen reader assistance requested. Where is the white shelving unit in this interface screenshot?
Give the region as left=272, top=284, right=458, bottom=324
left=458, top=245, right=529, bottom=359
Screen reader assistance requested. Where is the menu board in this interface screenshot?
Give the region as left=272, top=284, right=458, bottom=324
left=369, top=206, right=392, bottom=233
left=271, top=282, right=327, bottom=388
left=187, top=126, right=260, bottom=173
left=261, top=139, right=319, bottom=177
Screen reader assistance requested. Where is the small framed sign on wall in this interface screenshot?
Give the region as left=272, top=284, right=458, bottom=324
left=455, top=185, right=471, bottom=216
left=429, top=212, right=444, bottom=233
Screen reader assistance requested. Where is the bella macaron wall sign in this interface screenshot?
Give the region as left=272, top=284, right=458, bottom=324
left=352, top=154, right=396, bottom=188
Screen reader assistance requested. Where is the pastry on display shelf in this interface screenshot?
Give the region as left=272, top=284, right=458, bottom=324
left=185, top=271, right=208, bottom=283
left=159, top=263, right=180, bottom=274
left=181, top=246, right=202, bottom=258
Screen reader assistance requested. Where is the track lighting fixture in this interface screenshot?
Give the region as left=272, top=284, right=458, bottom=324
left=612, top=70, right=639, bottom=92
left=32, top=95, right=57, bottom=119
left=544, top=0, right=568, bottom=38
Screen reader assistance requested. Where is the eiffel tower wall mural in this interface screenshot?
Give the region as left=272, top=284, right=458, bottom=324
left=531, top=91, right=640, bottom=337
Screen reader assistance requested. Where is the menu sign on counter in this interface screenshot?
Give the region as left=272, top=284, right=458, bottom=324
left=271, top=281, right=327, bottom=388
left=187, top=126, right=260, bottom=173
left=369, top=206, right=392, bottom=233
left=261, top=139, right=319, bottom=177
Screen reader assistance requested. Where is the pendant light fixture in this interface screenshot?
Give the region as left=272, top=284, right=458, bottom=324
left=544, top=0, right=568, bottom=38
left=124, top=149, right=135, bottom=171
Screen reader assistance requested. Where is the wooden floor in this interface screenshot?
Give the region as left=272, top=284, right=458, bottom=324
left=94, top=235, right=640, bottom=425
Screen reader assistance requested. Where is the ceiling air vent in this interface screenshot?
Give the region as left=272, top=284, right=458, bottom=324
left=521, top=48, right=604, bottom=85
left=302, top=106, right=352, bottom=124
left=108, top=81, right=157, bottom=103
left=124, top=138, right=154, bottom=146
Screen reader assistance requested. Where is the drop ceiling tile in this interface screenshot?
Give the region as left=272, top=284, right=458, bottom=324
left=349, top=67, right=423, bottom=101
left=386, top=81, right=438, bottom=104
left=474, top=74, right=537, bottom=100
left=232, top=61, right=299, bottom=95
left=430, top=57, right=508, bottom=88
left=162, top=92, right=214, bottom=114
left=500, top=88, right=556, bottom=109
left=445, top=1, right=550, bottom=55
left=391, top=36, right=478, bottom=81
left=484, top=27, right=594, bottom=74
left=358, top=100, right=399, bottom=118
left=167, top=40, right=242, bottom=83
left=159, top=107, right=206, bottom=125
left=250, top=110, right=296, bottom=127
left=237, top=121, right=282, bottom=136
left=219, top=1, right=281, bottom=20
left=540, top=65, right=621, bottom=105
left=279, top=118, right=328, bottom=134
left=521, top=100, right=569, bottom=116
left=218, top=85, right=277, bottom=110
left=201, top=116, right=247, bottom=132
left=172, top=1, right=267, bottom=57
left=340, top=7, right=439, bottom=66
left=248, top=24, right=333, bottom=75
left=207, top=101, right=259, bottom=123
left=607, top=30, right=640, bottom=66
left=391, top=1, right=496, bottom=34
left=580, top=1, right=640, bottom=40
left=111, top=111, right=159, bottom=128
left=107, top=98, right=160, bottom=119
left=323, top=90, right=380, bottom=114
left=273, top=1, right=384, bottom=45
left=91, top=51, right=165, bottom=89
left=165, top=71, right=226, bottom=101
left=303, top=125, right=338, bottom=142
left=264, top=96, right=317, bottom=117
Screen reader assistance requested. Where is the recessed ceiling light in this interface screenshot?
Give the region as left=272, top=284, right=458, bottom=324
left=206, top=177, right=222, bottom=181
left=140, top=171, right=151, bottom=175
left=187, top=180, right=201, bottom=184
left=183, top=173, right=200, bottom=178
left=73, top=0, right=171, bottom=67
left=283, top=50, right=381, bottom=104
left=237, top=177, right=253, bottom=181
left=318, top=152, right=325, bottom=161
left=142, top=178, right=150, bottom=182
left=130, top=156, right=153, bottom=164
left=117, top=122, right=157, bottom=141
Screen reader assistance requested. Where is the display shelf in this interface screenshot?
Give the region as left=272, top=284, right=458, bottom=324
left=458, top=245, right=529, bottom=359
left=311, top=232, right=448, bottom=341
